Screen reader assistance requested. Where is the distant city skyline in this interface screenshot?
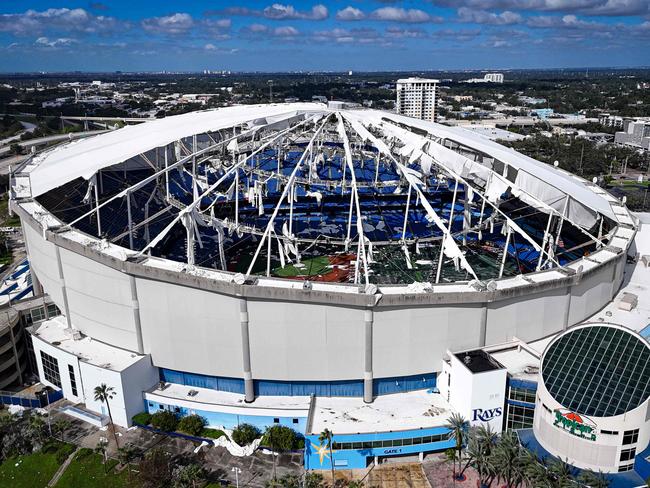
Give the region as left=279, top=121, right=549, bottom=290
left=1, top=1, right=649, bottom=72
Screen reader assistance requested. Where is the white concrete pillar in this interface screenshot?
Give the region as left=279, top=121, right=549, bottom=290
left=364, top=308, right=373, bottom=403
left=239, top=298, right=255, bottom=402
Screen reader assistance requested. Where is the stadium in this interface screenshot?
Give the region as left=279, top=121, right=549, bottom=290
left=9, top=102, right=637, bottom=466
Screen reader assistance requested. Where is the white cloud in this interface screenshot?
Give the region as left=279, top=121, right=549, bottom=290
left=245, top=23, right=270, bottom=33
left=0, top=8, right=119, bottom=35
left=433, top=0, right=649, bottom=16
left=370, top=7, right=442, bottom=23
left=312, top=27, right=385, bottom=44
left=385, top=27, right=428, bottom=38
left=336, top=7, right=366, bottom=21
left=141, top=13, right=194, bottom=35
left=35, top=37, right=77, bottom=47
left=457, top=7, right=523, bottom=24
left=263, top=4, right=328, bottom=20
left=272, top=26, right=300, bottom=37
left=527, top=13, right=604, bottom=28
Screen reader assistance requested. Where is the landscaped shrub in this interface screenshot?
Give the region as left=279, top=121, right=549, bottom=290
left=200, top=428, right=225, bottom=439
left=177, top=414, right=207, bottom=436
left=231, top=423, right=261, bottom=446
left=262, top=425, right=304, bottom=452
left=132, top=411, right=152, bottom=426
left=150, top=410, right=178, bottom=432
left=41, top=440, right=76, bottom=464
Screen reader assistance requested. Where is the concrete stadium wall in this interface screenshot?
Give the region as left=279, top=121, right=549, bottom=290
left=19, top=209, right=630, bottom=386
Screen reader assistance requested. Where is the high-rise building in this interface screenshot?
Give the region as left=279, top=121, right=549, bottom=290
left=615, top=118, right=650, bottom=151
left=396, top=77, right=439, bottom=122
left=484, top=73, right=504, bottom=83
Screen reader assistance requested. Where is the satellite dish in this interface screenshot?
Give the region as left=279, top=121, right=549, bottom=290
left=486, top=280, right=498, bottom=292
left=233, top=273, right=246, bottom=285
left=303, top=280, right=313, bottom=291
left=622, top=196, right=627, bottom=204
left=577, top=265, right=584, bottom=275
left=638, top=175, right=644, bottom=183
left=592, top=177, right=598, bottom=184
left=553, top=160, right=559, bottom=167
left=365, top=283, right=378, bottom=295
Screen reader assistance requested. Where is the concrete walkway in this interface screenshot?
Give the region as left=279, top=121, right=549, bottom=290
left=47, top=446, right=80, bottom=487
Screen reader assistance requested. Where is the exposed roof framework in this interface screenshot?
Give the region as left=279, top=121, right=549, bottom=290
left=26, top=104, right=616, bottom=285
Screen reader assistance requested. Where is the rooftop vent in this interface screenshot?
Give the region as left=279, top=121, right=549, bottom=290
left=187, top=390, right=199, bottom=397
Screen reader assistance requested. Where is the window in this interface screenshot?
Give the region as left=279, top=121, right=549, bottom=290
left=620, top=448, right=636, bottom=462
left=68, top=364, right=78, bottom=396
left=273, top=418, right=279, bottom=424
left=47, top=304, right=60, bottom=318
left=506, top=404, right=535, bottom=431
left=623, top=430, right=639, bottom=445
left=618, top=463, right=634, bottom=472
left=40, top=351, right=61, bottom=388
left=332, top=434, right=448, bottom=451
left=292, top=418, right=299, bottom=424
left=601, top=430, right=619, bottom=435
left=508, top=386, right=536, bottom=404
left=31, top=307, right=46, bottom=323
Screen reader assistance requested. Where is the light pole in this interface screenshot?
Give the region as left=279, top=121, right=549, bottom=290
left=231, top=466, right=242, bottom=488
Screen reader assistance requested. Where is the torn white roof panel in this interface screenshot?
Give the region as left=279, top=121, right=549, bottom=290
left=345, top=110, right=616, bottom=223
left=27, top=103, right=325, bottom=198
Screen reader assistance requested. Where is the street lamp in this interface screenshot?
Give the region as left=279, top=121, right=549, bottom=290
left=231, top=467, right=242, bottom=488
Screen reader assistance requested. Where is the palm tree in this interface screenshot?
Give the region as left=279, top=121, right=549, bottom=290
left=461, top=425, right=498, bottom=487
left=444, top=412, right=468, bottom=479
left=95, top=438, right=109, bottom=472
left=266, top=426, right=279, bottom=481
left=492, top=430, right=524, bottom=488
left=520, top=449, right=549, bottom=488
left=94, top=383, right=119, bottom=449
left=578, top=469, right=609, bottom=488
left=319, top=428, right=335, bottom=486
left=53, top=418, right=71, bottom=442
left=117, top=445, right=138, bottom=482
left=547, top=457, right=575, bottom=488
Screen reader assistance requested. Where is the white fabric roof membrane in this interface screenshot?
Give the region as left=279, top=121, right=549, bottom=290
left=26, top=103, right=614, bottom=228
left=353, top=110, right=614, bottom=226
left=26, top=103, right=324, bottom=198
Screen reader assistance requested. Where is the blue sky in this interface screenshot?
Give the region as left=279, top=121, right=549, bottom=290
left=1, top=1, right=649, bottom=72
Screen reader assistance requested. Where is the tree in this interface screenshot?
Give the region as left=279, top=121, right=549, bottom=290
left=492, top=431, right=524, bottom=488
left=264, top=425, right=302, bottom=481
left=94, top=383, right=119, bottom=449
left=444, top=412, right=468, bottom=479
left=232, top=423, right=261, bottom=446
left=53, top=418, right=71, bottom=442
left=95, top=438, right=109, bottom=472
left=319, top=428, right=335, bottom=485
left=462, top=425, right=498, bottom=487
left=177, top=414, right=207, bottom=436
left=547, top=457, right=575, bottom=488
left=151, top=410, right=179, bottom=432
left=138, top=448, right=173, bottom=488
left=27, top=412, right=48, bottom=444
left=578, top=469, right=609, bottom=488
left=117, top=444, right=138, bottom=482
left=173, top=463, right=206, bottom=488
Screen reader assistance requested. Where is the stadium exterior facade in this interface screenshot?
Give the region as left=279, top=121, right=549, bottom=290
left=9, top=103, right=637, bottom=467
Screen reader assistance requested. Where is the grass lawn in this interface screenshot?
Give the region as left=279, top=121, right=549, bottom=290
left=0, top=448, right=67, bottom=488
left=54, top=449, right=133, bottom=488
